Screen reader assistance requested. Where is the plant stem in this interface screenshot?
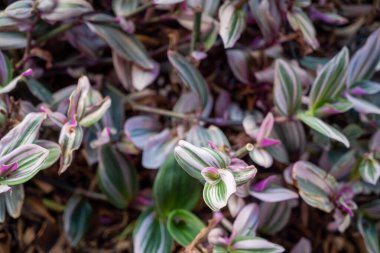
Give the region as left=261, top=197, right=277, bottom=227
left=190, top=7, right=202, bottom=53
left=235, top=143, right=254, bottom=158
left=36, top=22, right=77, bottom=45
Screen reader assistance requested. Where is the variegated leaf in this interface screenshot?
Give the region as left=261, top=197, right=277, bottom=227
left=233, top=203, right=260, bottom=236
left=218, top=1, right=246, bottom=48
left=174, top=140, right=230, bottom=182
left=231, top=235, right=285, bottom=253
left=167, top=209, right=205, bottom=247
left=3, top=185, right=24, bottom=220
left=250, top=186, right=298, bottom=203
left=287, top=7, right=319, bottom=49
left=133, top=208, right=173, bottom=253
left=358, top=157, right=380, bottom=185
left=203, top=168, right=236, bottom=211
left=79, top=96, right=111, bottom=127
left=34, top=140, right=60, bottom=170
left=346, top=28, right=380, bottom=88
left=309, top=47, right=349, bottom=111
left=258, top=201, right=294, bottom=235
left=124, top=115, right=161, bottom=149
left=249, top=148, right=273, bottom=168
left=0, top=32, right=27, bottom=49
left=4, top=0, right=33, bottom=19
left=297, top=113, right=350, bottom=147
left=112, top=0, right=138, bottom=16
left=87, top=14, right=155, bottom=69
left=357, top=215, right=380, bottom=253
left=58, top=120, right=83, bottom=174
left=0, top=112, right=45, bottom=157
left=274, top=59, right=302, bottom=116
left=0, top=50, right=11, bottom=85
left=0, top=144, right=48, bottom=185
left=38, top=0, right=93, bottom=22
left=168, top=51, right=209, bottom=108
left=292, top=161, right=337, bottom=212
left=97, top=144, right=138, bottom=209
left=0, top=68, right=32, bottom=94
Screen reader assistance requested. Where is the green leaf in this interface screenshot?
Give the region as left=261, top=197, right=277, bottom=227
left=0, top=112, right=45, bottom=157
left=87, top=14, right=155, bottom=69
left=357, top=215, right=380, bottom=253
left=309, top=47, right=349, bottom=111
left=35, top=140, right=60, bottom=170
left=274, top=59, right=302, bottom=116
left=292, top=161, right=337, bottom=212
left=168, top=51, right=210, bottom=109
left=25, top=78, right=54, bottom=104
left=167, top=209, right=205, bottom=247
left=287, top=7, right=318, bottom=49
left=3, top=185, right=24, bottom=220
left=358, top=157, right=380, bottom=185
left=203, top=169, right=236, bottom=211
left=153, top=154, right=201, bottom=216
left=63, top=195, right=92, bottom=247
left=133, top=208, right=173, bottom=253
left=347, top=28, right=380, bottom=87
left=97, top=144, right=138, bottom=209
left=297, top=113, right=350, bottom=147
left=0, top=32, right=27, bottom=49
left=231, top=235, right=285, bottom=253
left=218, top=1, right=246, bottom=48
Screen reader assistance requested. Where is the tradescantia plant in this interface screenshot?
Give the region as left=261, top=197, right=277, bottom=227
left=0, top=0, right=379, bottom=252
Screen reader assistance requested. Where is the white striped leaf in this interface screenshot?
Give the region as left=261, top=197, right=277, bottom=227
left=79, top=96, right=111, bottom=127
left=63, top=195, right=92, bottom=246
left=358, top=157, right=380, bottom=185
left=250, top=186, right=298, bottom=203
left=258, top=201, right=293, bottom=235
left=287, top=7, right=319, bottom=49
left=4, top=185, right=24, bottom=219
left=133, top=208, right=173, bottom=253
left=174, top=140, right=230, bottom=182
left=249, top=148, right=273, bottom=168
left=124, top=115, right=161, bottom=149
left=58, top=120, right=83, bottom=174
left=203, top=168, right=236, bottom=211
left=168, top=51, right=210, bottom=108
left=35, top=140, right=61, bottom=170
left=112, top=0, right=138, bottom=16
left=87, top=14, right=155, bottom=69
left=347, top=28, right=380, bottom=88
left=142, top=129, right=178, bottom=169
left=274, top=59, right=302, bottom=116
left=231, top=235, right=285, bottom=253
left=357, top=215, right=380, bottom=253
left=346, top=93, right=380, bottom=115
left=0, top=32, right=27, bottom=49
left=0, top=112, right=45, bottom=157
left=297, top=113, right=350, bottom=147
left=4, top=0, right=33, bottom=19
left=153, top=154, right=201, bottom=216
left=233, top=203, right=260, bottom=236
left=67, top=76, right=90, bottom=120
left=97, top=144, right=138, bottom=209
left=292, top=161, right=337, bottom=212
left=154, top=0, right=184, bottom=4
left=38, top=0, right=93, bottom=22
left=167, top=209, right=205, bottom=247
left=218, top=1, right=246, bottom=48
left=0, top=144, right=48, bottom=185
left=309, top=47, right=349, bottom=111
left=0, top=68, right=32, bottom=94
left=0, top=50, right=12, bottom=85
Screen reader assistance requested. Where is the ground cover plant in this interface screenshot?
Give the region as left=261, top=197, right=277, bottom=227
left=0, top=0, right=379, bottom=252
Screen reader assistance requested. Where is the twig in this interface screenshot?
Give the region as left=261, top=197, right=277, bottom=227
left=37, top=174, right=108, bottom=202
left=184, top=214, right=222, bottom=253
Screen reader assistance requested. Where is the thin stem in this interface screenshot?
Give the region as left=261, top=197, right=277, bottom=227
left=37, top=174, right=108, bottom=202
left=190, top=7, right=202, bottom=53
left=235, top=143, right=254, bottom=158
left=36, top=22, right=77, bottom=45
